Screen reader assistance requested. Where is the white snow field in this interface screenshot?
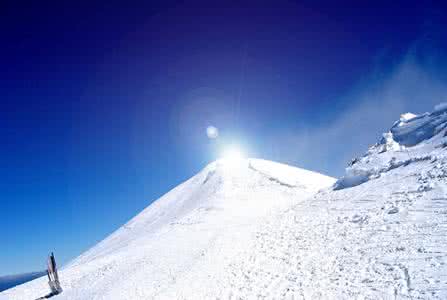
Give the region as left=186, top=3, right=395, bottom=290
left=2, top=104, right=447, bottom=299
left=0, top=159, right=334, bottom=300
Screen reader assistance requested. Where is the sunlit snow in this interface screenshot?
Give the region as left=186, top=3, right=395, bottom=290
left=3, top=104, right=447, bottom=299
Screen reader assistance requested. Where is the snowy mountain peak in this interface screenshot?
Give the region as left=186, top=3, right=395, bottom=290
left=389, top=103, right=447, bottom=147
left=336, top=103, right=447, bottom=189
left=399, top=112, right=418, bottom=123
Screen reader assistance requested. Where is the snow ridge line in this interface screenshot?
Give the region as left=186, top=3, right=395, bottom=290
left=247, top=161, right=305, bottom=189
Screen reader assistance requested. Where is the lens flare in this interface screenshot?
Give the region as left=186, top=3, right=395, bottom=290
left=206, top=126, right=219, bottom=139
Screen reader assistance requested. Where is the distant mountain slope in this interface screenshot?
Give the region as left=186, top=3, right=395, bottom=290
left=0, top=271, right=45, bottom=293
left=0, top=159, right=334, bottom=299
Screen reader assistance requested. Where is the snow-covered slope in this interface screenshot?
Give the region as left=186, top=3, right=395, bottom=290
left=3, top=104, right=447, bottom=299
left=224, top=105, right=447, bottom=299
left=0, top=159, right=334, bottom=300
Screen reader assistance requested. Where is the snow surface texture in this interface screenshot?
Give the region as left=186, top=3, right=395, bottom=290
left=3, top=104, right=447, bottom=299
left=224, top=159, right=447, bottom=299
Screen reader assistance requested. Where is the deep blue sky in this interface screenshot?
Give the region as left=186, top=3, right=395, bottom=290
left=1, top=1, right=447, bottom=275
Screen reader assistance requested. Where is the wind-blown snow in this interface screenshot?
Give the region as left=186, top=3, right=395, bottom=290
left=434, top=102, right=447, bottom=112
left=3, top=105, right=447, bottom=299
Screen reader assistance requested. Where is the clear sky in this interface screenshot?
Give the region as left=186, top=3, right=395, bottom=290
left=1, top=1, right=447, bottom=275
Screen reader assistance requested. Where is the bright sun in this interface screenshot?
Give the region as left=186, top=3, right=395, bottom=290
left=221, top=146, right=245, bottom=164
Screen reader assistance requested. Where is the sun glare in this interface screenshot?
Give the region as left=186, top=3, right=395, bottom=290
left=221, top=146, right=246, bottom=166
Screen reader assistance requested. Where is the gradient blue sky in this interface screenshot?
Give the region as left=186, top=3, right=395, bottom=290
left=1, top=1, right=447, bottom=275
